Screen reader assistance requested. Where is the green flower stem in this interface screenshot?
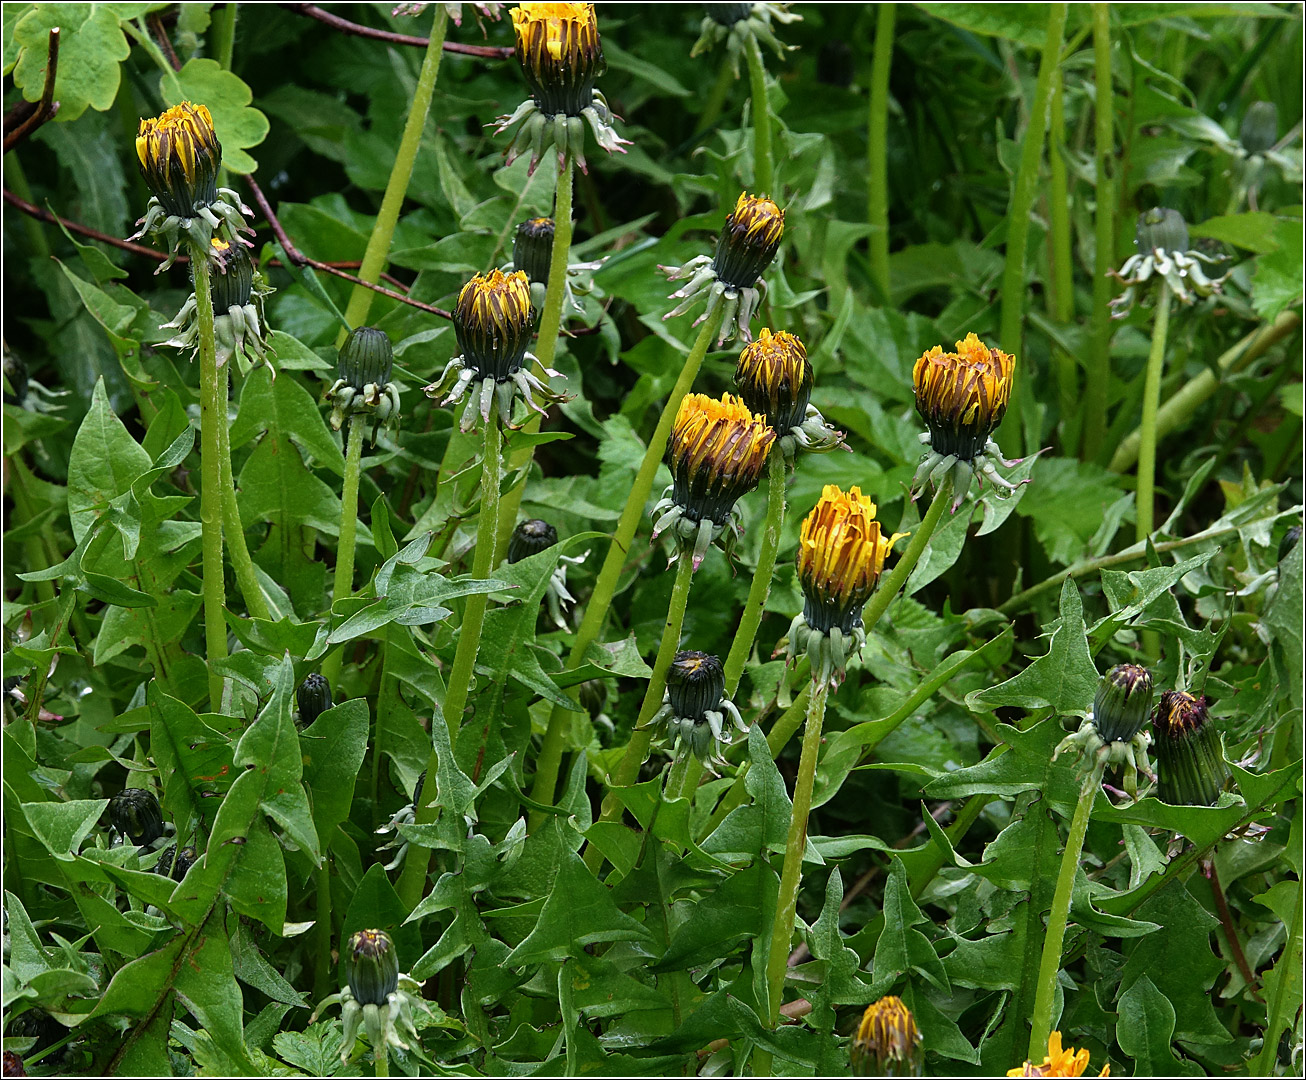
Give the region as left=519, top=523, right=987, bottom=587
left=440, top=416, right=503, bottom=744
left=527, top=308, right=725, bottom=821
left=1135, top=280, right=1173, bottom=543
left=335, top=10, right=447, bottom=342
left=22, top=570, right=81, bottom=728
left=1047, top=69, right=1078, bottom=448
left=764, top=677, right=830, bottom=1025
left=375, top=1046, right=389, bottom=1078
left=583, top=549, right=696, bottom=872
left=191, top=248, right=230, bottom=710
left=745, top=32, right=775, bottom=194
left=211, top=3, right=237, bottom=69
left=1028, top=755, right=1106, bottom=1060
left=670, top=447, right=787, bottom=803
left=493, top=151, right=574, bottom=564
left=217, top=386, right=272, bottom=621
left=1252, top=871, right=1303, bottom=1076
left=866, top=2, right=896, bottom=302
left=396, top=417, right=503, bottom=909
left=313, top=858, right=332, bottom=1001
left=322, top=413, right=367, bottom=687
left=1109, top=309, right=1301, bottom=473
left=1083, top=2, right=1116, bottom=463
left=698, top=474, right=954, bottom=837
left=997, top=2, right=1067, bottom=458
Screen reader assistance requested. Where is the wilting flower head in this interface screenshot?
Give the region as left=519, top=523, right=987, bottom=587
left=426, top=269, right=568, bottom=432
left=1055, top=664, right=1155, bottom=798
left=1152, top=691, right=1229, bottom=807
left=326, top=327, right=401, bottom=440
left=316, top=928, right=430, bottom=1065
left=911, top=333, right=1024, bottom=511
left=297, top=673, right=333, bottom=728
left=1007, top=1032, right=1109, bottom=1077
left=136, top=101, right=220, bottom=219
left=130, top=102, right=254, bottom=269
left=850, top=996, right=922, bottom=1077
left=662, top=193, right=785, bottom=346
left=496, top=3, right=630, bottom=174
left=506, top=518, right=586, bottom=629
left=162, top=239, right=274, bottom=372
left=786, top=485, right=902, bottom=686
left=1109, top=208, right=1229, bottom=317
left=650, top=393, right=775, bottom=569
left=648, top=651, right=747, bottom=770
left=691, top=3, right=801, bottom=79
left=155, top=843, right=197, bottom=882
left=735, top=328, right=844, bottom=459
left=108, top=788, right=165, bottom=848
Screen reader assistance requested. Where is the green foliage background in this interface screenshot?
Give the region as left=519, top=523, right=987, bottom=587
left=2, top=2, right=1303, bottom=1076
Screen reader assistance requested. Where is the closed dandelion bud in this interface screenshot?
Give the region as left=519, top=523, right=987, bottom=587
left=454, top=270, right=536, bottom=382
left=297, top=673, right=333, bottom=727
left=109, top=788, right=164, bottom=847
left=338, top=327, right=394, bottom=390
left=1136, top=207, right=1189, bottom=256
left=344, top=929, right=399, bottom=1007
left=707, top=2, right=754, bottom=25
left=667, top=651, right=726, bottom=721
left=513, top=216, right=556, bottom=286
left=156, top=844, right=197, bottom=881
left=512, top=2, right=604, bottom=118
left=1153, top=691, right=1229, bottom=807
left=912, top=333, right=1015, bottom=461
left=1093, top=664, right=1153, bottom=743
left=135, top=101, right=221, bottom=219
left=669, top=393, right=774, bottom=524
left=210, top=240, right=254, bottom=312
left=1278, top=524, right=1301, bottom=564
left=851, top=996, right=922, bottom=1077
left=735, top=328, right=811, bottom=432
left=509, top=519, right=559, bottom=563
left=797, top=485, right=895, bottom=635
left=1240, top=101, right=1278, bottom=155
left=713, top=193, right=785, bottom=290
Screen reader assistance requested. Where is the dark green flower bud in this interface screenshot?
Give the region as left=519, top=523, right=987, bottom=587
left=1240, top=101, right=1278, bottom=155
left=666, top=651, right=725, bottom=721
left=513, top=216, right=556, bottom=287
left=1278, top=525, right=1301, bottom=565
left=109, top=788, right=164, bottom=847
left=508, top=519, right=559, bottom=563
left=1153, top=691, right=1229, bottom=807
left=850, top=996, right=923, bottom=1077
left=209, top=239, right=254, bottom=313
left=337, top=327, right=393, bottom=389
left=707, top=3, right=753, bottom=27
left=297, top=673, right=333, bottom=728
left=1093, top=664, right=1154, bottom=743
left=712, top=193, right=785, bottom=289
left=344, top=929, right=399, bottom=1006
left=154, top=843, right=197, bottom=881
left=1136, top=208, right=1189, bottom=256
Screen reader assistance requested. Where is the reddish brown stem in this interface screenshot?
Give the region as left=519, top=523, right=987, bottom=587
left=284, top=3, right=514, bottom=57
left=4, top=29, right=61, bottom=153
left=1205, top=858, right=1261, bottom=996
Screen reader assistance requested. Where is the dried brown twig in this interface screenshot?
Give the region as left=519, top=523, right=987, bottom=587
left=284, top=4, right=515, bottom=58
left=4, top=29, right=61, bottom=153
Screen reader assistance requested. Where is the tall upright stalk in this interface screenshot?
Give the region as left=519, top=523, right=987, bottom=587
left=1135, top=280, right=1173, bottom=543
left=1084, top=3, right=1116, bottom=462
left=494, top=152, right=575, bottom=563
left=867, top=3, right=896, bottom=302
left=528, top=309, right=725, bottom=819
left=583, top=550, right=696, bottom=871
left=335, top=11, right=448, bottom=342
left=744, top=34, right=774, bottom=193
left=321, top=413, right=367, bottom=688
left=1029, top=757, right=1106, bottom=1059
left=217, top=386, right=272, bottom=621
left=998, top=2, right=1067, bottom=457
left=191, top=248, right=229, bottom=710
left=1047, top=70, right=1078, bottom=449
left=763, top=677, right=829, bottom=1023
